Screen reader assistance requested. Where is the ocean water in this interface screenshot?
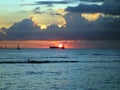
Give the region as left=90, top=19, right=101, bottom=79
left=0, top=49, right=120, bottom=90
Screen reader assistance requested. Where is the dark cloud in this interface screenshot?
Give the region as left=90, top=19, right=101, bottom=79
left=66, top=4, right=100, bottom=13
left=0, top=27, right=7, bottom=31
left=79, top=0, right=120, bottom=2
left=0, top=27, right=7, bottom=40
left=5, top=19, right=40, bottom=40
left=64, top=13, right=120, bottom=40
left=2, top=12, right=120, bottom=41
left=79, top=0, right=105, bottom=2
left=35, top=1, right=70, bottom=7
left=32, top=7, right=42, bottom=14
left=66, top=1, right=120, bottom=15
left=111, top=0, right=120, bottom=3
left=34, top=7, right=40, bottom=11
left=36, top=1, right=69, bottom=5
left=21, top=1, right=69, bottom=7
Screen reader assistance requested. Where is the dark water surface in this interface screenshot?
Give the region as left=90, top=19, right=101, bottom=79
left=0, top=49, right=120, bottom=90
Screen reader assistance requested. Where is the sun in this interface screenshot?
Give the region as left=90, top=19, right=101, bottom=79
left=58, top=44, right=63, bottom=48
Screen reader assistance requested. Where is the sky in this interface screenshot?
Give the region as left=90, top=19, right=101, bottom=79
left=0, top=0, right=120, bottom=48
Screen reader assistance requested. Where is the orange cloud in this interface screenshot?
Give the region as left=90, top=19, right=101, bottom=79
left=81, top=13, right=101, bottom=22
left=30, top=14, right=66, bottom=30
left=56, top=9, right=67, bottom=15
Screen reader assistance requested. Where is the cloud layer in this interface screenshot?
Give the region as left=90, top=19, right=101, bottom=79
left=66, top=1, right=120, bottom=15
left=0, top=12, right=120, bottom=40
left=0, top=0, right=120, bottom=41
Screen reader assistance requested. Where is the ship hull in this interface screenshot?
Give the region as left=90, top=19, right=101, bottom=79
left=49, top=46, right=65, bottom=49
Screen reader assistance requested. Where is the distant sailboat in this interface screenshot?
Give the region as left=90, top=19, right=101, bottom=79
left=5, top=46, right=7, bottom=49
left=0, top=46, right=2, bottom=49
left=17, top=44, right=21, bottom=49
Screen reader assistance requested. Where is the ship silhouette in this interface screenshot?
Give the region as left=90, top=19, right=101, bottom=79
left=17, top=44, right=21, bottom=49
left=49, top=44, right=65, bottom=49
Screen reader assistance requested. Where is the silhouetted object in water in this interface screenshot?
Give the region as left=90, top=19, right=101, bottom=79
left=0, top=46, right=2, bottom=49
left=17, top=44, right=21, bottom=50
left=49, top=46, right=65, bottom=49
left=5, top=46, right=7, bottom=49
left=49, top=44, right=65, bottom=49
left=0, top=60, right=79, bottom=64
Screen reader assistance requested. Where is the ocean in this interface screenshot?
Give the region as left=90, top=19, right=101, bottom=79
left=0, top=49, right=120, bottom=90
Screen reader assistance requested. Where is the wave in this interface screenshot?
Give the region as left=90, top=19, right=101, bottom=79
left=40, top=56, right=69, bottom=59
left=0, top=60, right=119, bottom=64
left=0, top=60, right=79, bottom=64
left=93, top=53, right=120, bottom=56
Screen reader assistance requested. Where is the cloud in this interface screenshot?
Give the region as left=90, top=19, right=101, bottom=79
left=36, top=1, right=69, bottom=5
left=0, top=27, right=7, bottom=40
left=5, top=19, right=40, bottom=40
left=79, top=0, right=120, bottom=3
left=1, top=12, right=120, bottom=41
left=32, top=7, right=42, bottom=14
left=21, top=1, right=70, bottom=7
left=56, top=9, right=67, bottom=16
left=65, top=1, right=120, bottom=15
left=81, top=13, right=120, bottom=22
left=0, top=27, right=7, bottom=34
left=5, top=18, right=67, bottom=40
left=79, top=0, right=105, bottom=2
left=81, top=13, right=101, bottom=21
left=0, top=29, right=5, bottom=35
left=31, top=7, right=67, bottom=16
left=30, top=14, right=66, bottom=30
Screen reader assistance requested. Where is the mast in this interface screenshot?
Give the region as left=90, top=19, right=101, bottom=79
left=17, top=44, right=20, bottom=49
left=0, top=46, right=2, bottom=49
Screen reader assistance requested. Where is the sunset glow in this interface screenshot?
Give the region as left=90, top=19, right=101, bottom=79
left=81, top=13, right=101, bottom=22
left=0, top=1, right=120, bottom=89
left=58, top=44, right=63, bottom=48
left=0, top=40, right=76, bottom=48
left=30, top=14, right=66, bottom=30
left=0, top=0, right=120, bottom=48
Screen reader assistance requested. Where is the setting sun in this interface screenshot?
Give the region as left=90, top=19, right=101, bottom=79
left=58, top=44, right=63, bottom=48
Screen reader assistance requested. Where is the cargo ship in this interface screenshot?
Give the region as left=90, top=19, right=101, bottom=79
left=49, top=44, right=65, bottom=49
